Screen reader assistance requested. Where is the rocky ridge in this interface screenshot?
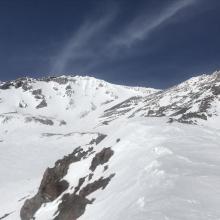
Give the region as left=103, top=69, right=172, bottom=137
left=101, top=71, right=220, bottom=125
left=0, top=71, right=220, bottom=220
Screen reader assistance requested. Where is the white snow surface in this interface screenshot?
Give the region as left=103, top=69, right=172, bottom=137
left=0, top=74, right=220, bottom=220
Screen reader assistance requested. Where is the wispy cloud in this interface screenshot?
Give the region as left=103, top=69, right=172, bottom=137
left=112, top=0, right=197, bottom=47
left=51, top=0, right=198, bottom=74
left=51, top=11, right=116, bottom=73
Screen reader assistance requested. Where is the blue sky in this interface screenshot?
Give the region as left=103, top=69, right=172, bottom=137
left=0, top=0, right=220, bottom=88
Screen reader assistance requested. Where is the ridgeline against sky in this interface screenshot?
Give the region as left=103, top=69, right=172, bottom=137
left=0, top=0, right=220, bottom=88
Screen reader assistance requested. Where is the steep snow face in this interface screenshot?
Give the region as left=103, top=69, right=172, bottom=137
left=19, top=118, right=220, bottom=220
left=0, top=75, right=157, bottom=116
left=0, top=73, right=220, bottom=220
left=0, top=75, right=157, bottom=220
left=0, top=129, right=100, bottom=220
left=78, top=118, right=220, bottom=220
left=101, top=72, right=220, bottom=127
left=0, top=75, right=157, bottom=129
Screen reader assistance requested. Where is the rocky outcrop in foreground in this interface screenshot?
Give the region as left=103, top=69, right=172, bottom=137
left=20, top=133, right=115, bottom=220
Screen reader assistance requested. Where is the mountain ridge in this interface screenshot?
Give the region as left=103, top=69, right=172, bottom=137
left=0, top=71, right=220, bottom=220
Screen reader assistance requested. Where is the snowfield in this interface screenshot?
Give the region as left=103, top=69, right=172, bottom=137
left=0, top=73, right=220, bottom=220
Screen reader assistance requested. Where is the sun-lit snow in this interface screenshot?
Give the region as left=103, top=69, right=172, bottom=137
left=0, top=73, right=220, bottom=220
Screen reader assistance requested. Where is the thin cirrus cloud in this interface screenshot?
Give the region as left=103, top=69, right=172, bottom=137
left=50, top=11, right=117, bottom=74
left=51, top=0, right=198, bottom=74
left=112, top=0, right=198, bottom=47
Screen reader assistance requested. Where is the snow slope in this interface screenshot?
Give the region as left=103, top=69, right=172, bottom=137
left=79, top=118, right=220, bottom=220
left=0, top=73, right=220, bottom=220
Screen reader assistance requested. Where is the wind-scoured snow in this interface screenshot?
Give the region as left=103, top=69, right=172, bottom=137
left=0, top=73, right=220, bottom=220
left=79, top=118, right=220, bottom=220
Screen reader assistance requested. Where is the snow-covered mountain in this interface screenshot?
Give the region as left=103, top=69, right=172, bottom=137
left=0, top=72, right=220, bottom=220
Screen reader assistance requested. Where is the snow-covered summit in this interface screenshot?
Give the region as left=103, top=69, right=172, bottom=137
left=0, top=75, right=158, bottom=131
left=0, top=71, right=220, bottom=220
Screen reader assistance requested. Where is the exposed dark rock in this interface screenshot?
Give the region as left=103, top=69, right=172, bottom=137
left=14, top=80, right=23, bottom=88
left=14, top=78, right=31, bottom=90
left=54, top=174, right=115, bottom=220
left=212, top=85, right=220, bottom=95
left=88, top=173, right=94, bottom=181
left=90, top=147, right=114, bottom=172
left=171, top=112, right=208, bottom=124
left=36, top=99, right=47, bottom=109
left=177, top=118, right=195, bottom=124
left=59, top=120, right=67, bottom=126
left=0, top=82, right=13, bottom=90
left=54, top=147, right=93, bottom=175
left=167, top=118, right=175, bottom=123
left=2, top=111, right=17, bottom=115
left=41, top=133, right=63, bottom=137
left=101, top=100, right=114, bottom=105
left=54, top=194, right=91, bottom=220
left=101, top=96, right=143, bottom=123
left=20, top=134, right=107, bottom=220
left=32, top=89, right=42, bottom=96
left=0, top=78, right=32, bottom=91
left=39, top=76, right=68, bottom=84
left=79, top=111, right=89, bottom=118
left=199, top=97, right=214, bottom=112
left=80, top=174, right=115, bottom=197
left=100, top=73, right=220, bottom=125
left=65, top=85, right=72, bottom=90
left=89, top=134, right=107, bottom=145
left=39, top=169, right=69, bottom=201
left=214, top=72, right=220, bottom=82
left=52, top=77, right=68, bottom=85
left=91, top=102, right=97, bottom=111
left=1, top=115, right=13, bottom=124
left=19, top=101, right=28, bottom=108
left=66, top=90, right=74, bottom=97
left=146, top=106, right=168, bottom=117
left=18, top=195, right=30, bottom=202
left=74, top=177, right=86, bottom=194
left=20, top=147, right=90, bottom=220
left=22, top=83, right=32, bottom=91
left=40, top=76, right=68, bottom=84
left=103, top=96, right=140, bottom=113
left=171, top=107, right=189, bottom=116
left=103, top=165, right=108, bottom=171
left=20, top=194, right=45, bottom=220
left=116, top=138, right=120, bottom=143
left=21, top=173, right=69, bottom=219
left=180, top=112, right=207, bottom=121
left=41, top=132, right=103, bottom=138
left=0, top=212, right=14, bottom=219
left=25, top=117, right=54, bottom=126
left=34, top=95, right=42, bottom=99
left=40, top=76, right=56, bottom=82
